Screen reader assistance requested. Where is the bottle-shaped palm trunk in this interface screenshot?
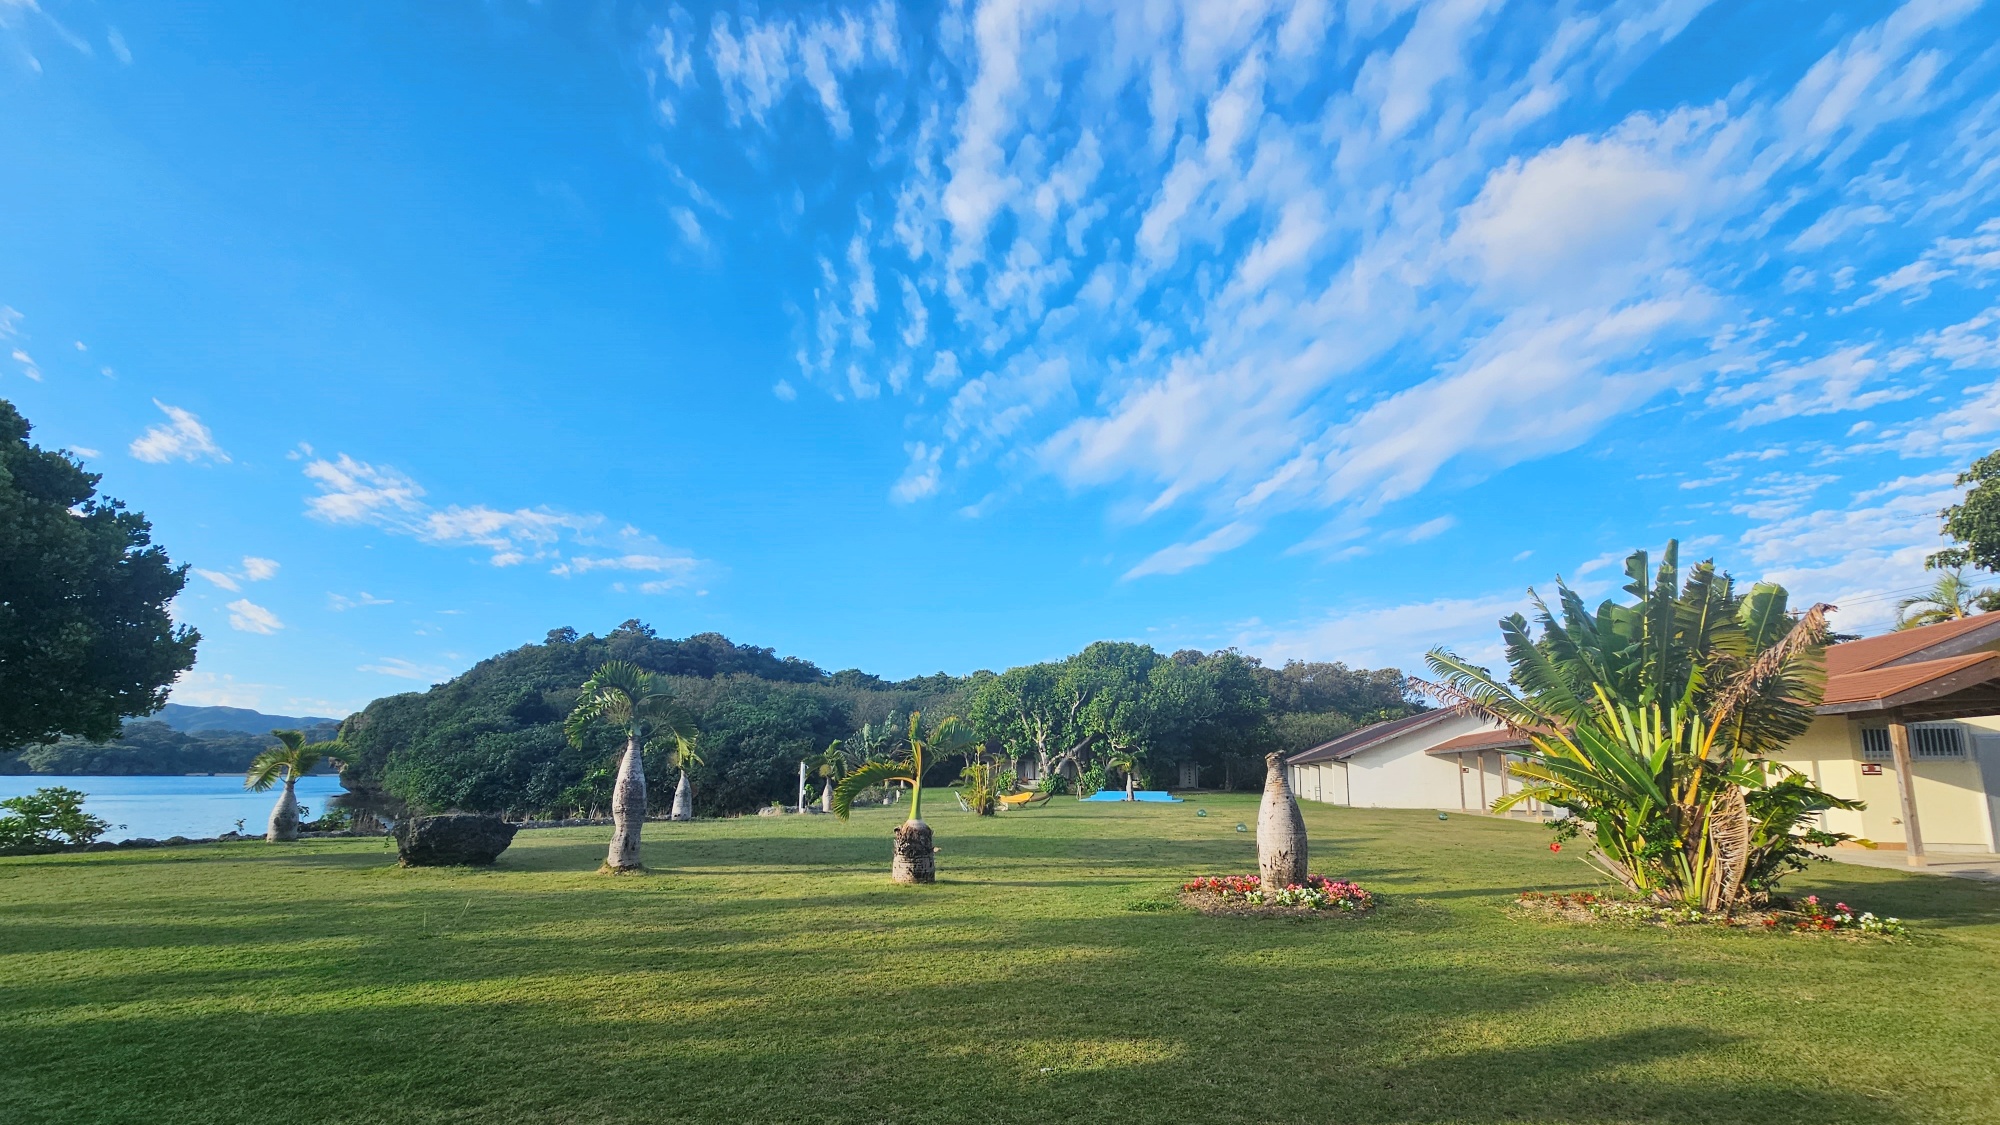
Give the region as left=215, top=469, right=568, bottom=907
left=1125, top=770, right=1136, bottom=800
left=266, top=779, right=301, bottom=842
left=1257, top=752, right=1308, bottom=889
left=604, top=733, right=647, bottom=872
left=670, top=770, right=693, bottom=821
left=892, top=819, right=935, bottom=884
left=820, top=780, right=833, bottom=813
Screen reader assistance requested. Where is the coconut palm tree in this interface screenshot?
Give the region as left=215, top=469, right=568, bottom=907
left=1105, top=747, right=1143, bottom=800
left=246, top=729, right=342, bottom=842
left=565, top=661, right=692, bottom=873
left=831, top=711, right=976, bottom=883
left=1256, top=752, right=1308, bottom=888
left=1895, top=567, right=1998, bottom=628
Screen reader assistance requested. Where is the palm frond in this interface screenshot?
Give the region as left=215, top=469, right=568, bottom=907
left=831, top=759, right=916, bottom=820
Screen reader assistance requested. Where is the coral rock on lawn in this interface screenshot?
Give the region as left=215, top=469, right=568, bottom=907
left=395, top=813, right=518, bottom=867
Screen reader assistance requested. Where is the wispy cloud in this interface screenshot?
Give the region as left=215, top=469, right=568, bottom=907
left=358, top=657, right=451, bottom=682
left=301, top=452, right=702, bottom=587
left=327, top=591, right=392, bottom=611
left=130, top=400, right=229, bottom=464
left=640, top=0, right=1995, bottom=579
left=225, top=598, right=283, bottom=635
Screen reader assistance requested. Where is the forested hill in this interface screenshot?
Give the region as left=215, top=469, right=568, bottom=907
left=338, top=620, right=1420, bottom=818
left=1, top=719, right=342, bottom=776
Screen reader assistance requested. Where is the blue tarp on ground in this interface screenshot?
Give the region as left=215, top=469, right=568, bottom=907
left=1081, top=790, right=1184, bottom=802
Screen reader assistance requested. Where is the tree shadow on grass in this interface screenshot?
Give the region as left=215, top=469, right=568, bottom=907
left=0, top=910, right=1925, bottom=1125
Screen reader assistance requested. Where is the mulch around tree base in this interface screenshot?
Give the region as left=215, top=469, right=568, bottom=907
left=1176, top=889, right=1378, bottom=920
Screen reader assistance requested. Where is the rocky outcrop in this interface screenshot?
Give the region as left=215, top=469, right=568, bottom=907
left=395, top=813, right=518, bottom=867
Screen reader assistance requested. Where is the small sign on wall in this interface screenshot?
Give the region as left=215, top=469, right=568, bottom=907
left=1862, top=763, right=1883, bottom=775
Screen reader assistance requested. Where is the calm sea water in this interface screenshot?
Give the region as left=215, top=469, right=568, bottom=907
left=0, top=775, right=350, bottom=841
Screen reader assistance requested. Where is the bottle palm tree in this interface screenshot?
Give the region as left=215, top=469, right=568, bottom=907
left=1257, top=752, right=1309, bottom=888
left=831, top=711, right=976, bottom=883
left=1895, top=567, right=1997, bottom=628
left=565, top=661, right=692, bottom=873
left=246, top=729, right=342, bottom=842
left=814, top=741, right=848, bottom=813
left=664, top=733, right=702, bottom=822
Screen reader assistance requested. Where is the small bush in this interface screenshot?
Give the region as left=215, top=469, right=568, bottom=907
left=0, top=787, right=111, bottom=854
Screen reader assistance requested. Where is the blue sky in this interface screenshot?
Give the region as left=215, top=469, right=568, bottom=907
left=4, top=0, right=2000, bottom=717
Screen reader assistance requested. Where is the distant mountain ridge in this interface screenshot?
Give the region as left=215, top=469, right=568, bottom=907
left=154, top=703, right=342, bottom=735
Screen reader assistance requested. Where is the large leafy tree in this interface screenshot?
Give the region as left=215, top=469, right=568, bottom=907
left=1930, top=450, right=2000, bottom=573
left=1, top=399, right=199, bottom=747
left=1422, top=542, right=1850, bottom=908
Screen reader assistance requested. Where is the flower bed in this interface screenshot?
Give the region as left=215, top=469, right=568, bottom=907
left=1515, top=891, right=1907, bottom=938
left=1179, top=874, right=1376, bottom=918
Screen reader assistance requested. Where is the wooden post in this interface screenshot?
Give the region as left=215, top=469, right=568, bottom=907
left=1887, top=711, right=1927, bottom=866
left=1498, top=751, right=1510, bottom=812
left=1477, top=750, right=1489, bottom=812
left=1457, top=754, right=1467, bottom=811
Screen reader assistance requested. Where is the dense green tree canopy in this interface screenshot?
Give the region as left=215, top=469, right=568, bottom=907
left=0, top=399, right=199, bottom=747
left=1930, top=449, right=2000, bottom=574
left=338, top=623, right=1415, bottom=816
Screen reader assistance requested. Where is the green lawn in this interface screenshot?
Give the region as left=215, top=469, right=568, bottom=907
left=4, top=795, right=1998, bottom=1125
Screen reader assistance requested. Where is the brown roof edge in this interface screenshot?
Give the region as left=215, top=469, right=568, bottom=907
left=1285, top=710, right=1454, bottom=765
left=1825, top=614, right=2000, bottom=677
left=1426, top=728, right=1532, bottom=755
left=1817, top=652, right=2000, bottom=714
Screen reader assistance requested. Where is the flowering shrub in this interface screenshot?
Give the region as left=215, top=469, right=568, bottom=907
left=1517, top=890, right=1908, bottom=936
left=1181, top=874, right=1374, bottom=912
left=1783, top=894, right=1907, bottom=936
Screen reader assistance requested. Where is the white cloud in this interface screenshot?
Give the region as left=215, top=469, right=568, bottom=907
left=130, top=400, right=229, bottom=464
left=327, top=591, right=392, bottom=611
left=193, top=568, right=240, bottom=592
left=1123, top=521, right=1259, bottom=579
left=358, top=657, right=451, bottom=682
left=301, top=452, right=702, bottom=579
left=1234, top=590, right=1533, bottom=676
left=1736, top=472, right=1962, bottom=634
left=225, top=598, right=283, bottom=635
left=241, top=556, right=279, bottom=581
left=890, top=441, right=942, bottom=503
left=638, top=0, right=2000, bottom=584
left=1713, top=344, right=1919, bottom=427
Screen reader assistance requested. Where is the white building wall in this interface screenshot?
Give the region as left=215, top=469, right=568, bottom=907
left=1345, top=713, right=1495, bottom=809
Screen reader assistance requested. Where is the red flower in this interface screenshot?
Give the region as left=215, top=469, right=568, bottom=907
left=1549, top=842, right=1562, bottom=852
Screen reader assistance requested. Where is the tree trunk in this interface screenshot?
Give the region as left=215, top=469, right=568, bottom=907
left=670, top=770, right=692, bottom=822
left=892, top=819, right=935, bottom=884
left=1125, top=770, right=1136, bottom=800
left=820, top=780, right=833, bottom=813
left=604, top=732, right=646, bottom=872
left=1257, top=752, right=1308, bottom=889
left=266, top=779, right=301, bottom=842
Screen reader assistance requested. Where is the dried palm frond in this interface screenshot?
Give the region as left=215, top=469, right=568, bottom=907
left=1705, top=784, right=1751, bottom=911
